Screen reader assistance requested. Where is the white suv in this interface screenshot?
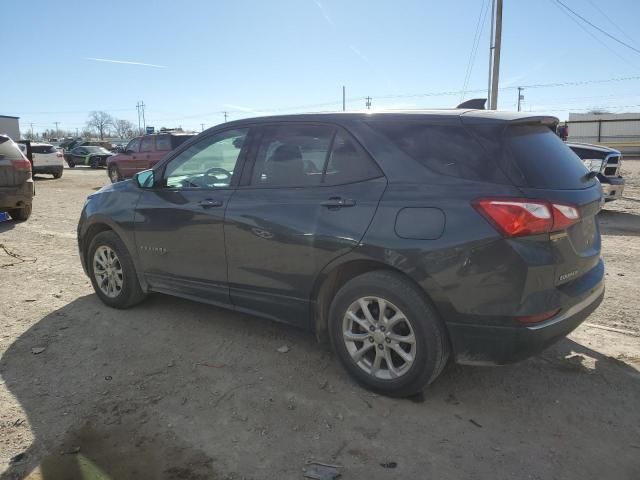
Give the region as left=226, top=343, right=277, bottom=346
left=17, top=142, right=64, bottom=179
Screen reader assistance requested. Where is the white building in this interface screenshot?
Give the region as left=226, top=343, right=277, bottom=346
left=0, top=115, right=20, bottom=140
left=567, top=112, right=640, bottom=156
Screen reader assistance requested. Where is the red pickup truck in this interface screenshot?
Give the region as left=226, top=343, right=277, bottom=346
left=106, top=133, right=194, bottom=182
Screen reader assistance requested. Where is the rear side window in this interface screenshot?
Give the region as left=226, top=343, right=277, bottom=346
left=503, top=125, right=591, bottom=190
left=140, top=136, right=154, bottom=152
left=367, top=121, right=507, bottom=183
left=171, top=135, right=194, bottom=149
left=251, top=125, right=334, bottom=187
left=155, top=135, right=171, bottom=151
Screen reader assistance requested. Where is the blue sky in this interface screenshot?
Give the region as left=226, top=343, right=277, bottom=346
left=2, top=0, right=640, bottom=135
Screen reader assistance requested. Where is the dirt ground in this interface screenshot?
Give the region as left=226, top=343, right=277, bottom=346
left=1, top=163, right=639, bottom=480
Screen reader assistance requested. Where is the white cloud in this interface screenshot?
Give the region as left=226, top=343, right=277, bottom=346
left=85, top=57, right=168, bottom=68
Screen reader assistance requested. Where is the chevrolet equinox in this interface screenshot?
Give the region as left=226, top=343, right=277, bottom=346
left=78, top=111, right=605, bottom=396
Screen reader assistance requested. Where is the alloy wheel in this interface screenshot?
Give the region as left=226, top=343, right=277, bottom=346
left=342, top=296, right=416, bottom=380
left=93, top=245, right=124, bottom=298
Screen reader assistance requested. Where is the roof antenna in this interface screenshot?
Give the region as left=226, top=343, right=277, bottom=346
left=456, top=98, right=487, bottom=109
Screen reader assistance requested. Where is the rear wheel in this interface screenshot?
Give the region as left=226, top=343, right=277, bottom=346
left=87, top=231, right=146, bottom=309
left=52, top=167, right=63, bottom=179
left=9, top=204, right=32, bottom=222
left=108, top=165, right=122, bottom=183
left=328, top=270, right=450, bottom=397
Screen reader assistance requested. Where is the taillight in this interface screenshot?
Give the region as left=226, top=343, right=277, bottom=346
left=515, top=308, right=561, bottom=324
left=473, top=198, right=581, bottom=237
left=11, top=159, right=32, bottom=172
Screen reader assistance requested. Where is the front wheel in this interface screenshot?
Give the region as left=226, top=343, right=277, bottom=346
left=66, top=157, right=75, bottom=168
left=328, top=270, right=450, bottom=397
left=87, top=231, right=146, bottom=309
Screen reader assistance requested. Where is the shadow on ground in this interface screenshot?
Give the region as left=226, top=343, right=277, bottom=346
left=1, top=294, right=639, bottom=479
left=599, top=208, right=640, bottom=236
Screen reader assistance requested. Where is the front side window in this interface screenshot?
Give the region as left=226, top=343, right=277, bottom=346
left=164, top=128, right=248, bottom=189
left=140, top=136, right=154, bottom=152
left=126, top=138, right=141, bottom=153
left=251, top=125, right=334, bottom=187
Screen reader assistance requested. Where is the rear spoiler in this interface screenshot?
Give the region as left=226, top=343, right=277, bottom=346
left=456, top=98, right=487, bottom=109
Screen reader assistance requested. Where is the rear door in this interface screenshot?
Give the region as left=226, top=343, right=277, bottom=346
left=32, top=144, right=60, bottom=167
left=224, top=123, right=386, bottom=327
left=480, top=123, right=602, bottom=285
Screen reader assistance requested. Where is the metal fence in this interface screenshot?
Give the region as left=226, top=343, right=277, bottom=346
left=567, top=117, right=640, bottom=156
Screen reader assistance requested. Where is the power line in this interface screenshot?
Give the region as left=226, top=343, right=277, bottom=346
left=554, top=0, right=640, bottom=56
left=460, top=0, right=490, bottom=102
left=586, top=0, right=638, bottom=48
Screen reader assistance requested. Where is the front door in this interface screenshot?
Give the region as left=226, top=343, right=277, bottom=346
left=117, top=137, right=144, bottom=178
left=134, top=128, right=250, bottom=305
left=225, top=124, right=387, bottom=327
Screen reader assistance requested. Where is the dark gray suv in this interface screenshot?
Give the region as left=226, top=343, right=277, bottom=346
left=78, top=111, right=605, bottom=396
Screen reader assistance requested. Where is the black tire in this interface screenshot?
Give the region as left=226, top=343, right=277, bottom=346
left=108, top=165, right=122, bottom=183
left=328, top=270, right=450, bottom=397
left=8, top=204, right=32, bottom=222
left=87, top=231, right=146, bottom=309
left=52, top=167, right=63, bottom=179
left=66, top=157, right=75, bottom=168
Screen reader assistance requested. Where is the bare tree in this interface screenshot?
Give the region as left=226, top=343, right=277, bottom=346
left=86, top=111, right=114, bottom=140
left=112, top=119, right=137, bottom=139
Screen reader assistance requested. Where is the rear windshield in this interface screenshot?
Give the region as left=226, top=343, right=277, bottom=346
left=503, top=125, right=591, bottom=189
left=32, top=144, right=56, bottom=154
left=0, top=137, right=26, bottom=161
left=367, top=121, right=509, bottom=183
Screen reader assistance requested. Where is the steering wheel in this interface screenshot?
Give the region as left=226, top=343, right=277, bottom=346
left=204, top=167, right=232, bottom=184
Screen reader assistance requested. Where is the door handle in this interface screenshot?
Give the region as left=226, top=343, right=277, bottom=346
left=320, top=197, right=356, bottom=208
left=198, top=198, right=223, bottom=208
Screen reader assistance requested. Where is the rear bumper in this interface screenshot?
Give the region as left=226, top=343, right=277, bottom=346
left=600, top=176, right=624, bottom=202
left=447, top=262, right=605, bottom=365
left=33, top=165, right=63, bottom=174
left=0, top=181, right=34, bottom=210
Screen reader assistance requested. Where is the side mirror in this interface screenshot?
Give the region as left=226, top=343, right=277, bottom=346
left=135, top=169, right=155, bottom=188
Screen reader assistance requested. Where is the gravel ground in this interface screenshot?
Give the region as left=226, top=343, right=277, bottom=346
left=0, top=164, right=639, bottom=480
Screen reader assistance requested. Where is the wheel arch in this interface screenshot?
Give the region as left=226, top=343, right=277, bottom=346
left=311, top=256, right=443, bottom=344
left=81, top=217, right=148, bottom=292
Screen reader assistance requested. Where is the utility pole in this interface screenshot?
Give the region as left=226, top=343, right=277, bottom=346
left=487, top=0, right=503, bottom=110
left=201, top=123, right=205, bottom=132
left=136, top=102, right=142, bottom=134
left=365, top=96, right=372, bottom=110
left=140, top=101, right=146, bottom=131
left=223, top=111, right=228, bottom=123
left=76, top=128, right=79, bottom=137
left=29, top=123, right=34, bottom=138
left=54, top=122, right=60, bottom=139
left=342, top=85, right=346, bottom=112
left=517, top=87, right=524, bottom=112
